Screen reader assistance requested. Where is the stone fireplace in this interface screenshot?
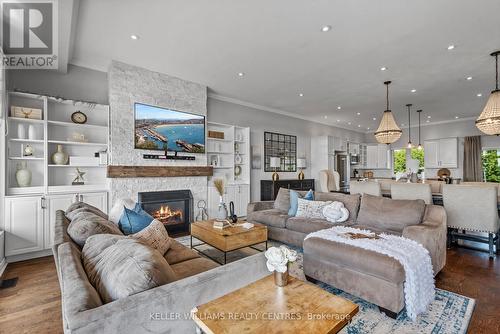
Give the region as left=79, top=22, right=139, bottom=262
left=138, top=190, right=193, bottom=235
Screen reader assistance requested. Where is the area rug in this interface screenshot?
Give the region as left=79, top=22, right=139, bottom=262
left=176, top=236, right=475, bottom=334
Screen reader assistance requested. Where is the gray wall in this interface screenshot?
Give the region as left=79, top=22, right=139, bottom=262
left=7, top=64, right=108, bottom=104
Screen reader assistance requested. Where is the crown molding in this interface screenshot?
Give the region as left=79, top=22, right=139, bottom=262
left=208, top=93, right=365, bottom=134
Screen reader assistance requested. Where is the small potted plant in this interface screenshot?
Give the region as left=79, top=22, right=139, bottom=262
left=265, top=246, right=298, bottom=287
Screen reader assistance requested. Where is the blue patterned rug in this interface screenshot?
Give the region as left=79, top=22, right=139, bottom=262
left=178, top=236, right=475, bottom=334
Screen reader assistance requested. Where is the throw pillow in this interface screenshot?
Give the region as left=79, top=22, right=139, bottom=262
left=130, top=219, right=172, bottom=255
left=295, top=198, right=332, bottom=219
left=67, top=211, right=123, bottom=247
left=82, top=234, right=177, bottom=303
left=322, top=201, right=350, bottom=223
left=108, top=198, right=136, bottom=224
left=119, top=207, right=153, bottom=235
left=288, top=189, right=314, bottom=216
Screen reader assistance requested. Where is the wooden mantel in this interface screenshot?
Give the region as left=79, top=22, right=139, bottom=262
left=107, top=165, right=213, bottom=178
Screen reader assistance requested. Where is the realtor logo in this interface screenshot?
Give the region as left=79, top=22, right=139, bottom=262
left=1, top=0, right=58, bottom=69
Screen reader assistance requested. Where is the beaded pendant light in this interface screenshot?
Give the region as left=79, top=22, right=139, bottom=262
left=476, top=51, right=500, bottom=135
left=374, top=81, right=402, bottom=144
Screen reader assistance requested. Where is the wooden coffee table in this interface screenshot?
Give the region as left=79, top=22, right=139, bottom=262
left=190, top=219, right=268, bottom=264
left=192, top=275, right=359, bottom=334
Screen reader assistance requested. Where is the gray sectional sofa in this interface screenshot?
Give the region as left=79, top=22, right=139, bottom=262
left=248, top=188, right=447, bottom=317
left=53, top=208, right=269, bottom=334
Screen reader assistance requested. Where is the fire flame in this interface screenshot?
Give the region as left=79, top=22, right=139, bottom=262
left=154, top=205, right=183, bottom=223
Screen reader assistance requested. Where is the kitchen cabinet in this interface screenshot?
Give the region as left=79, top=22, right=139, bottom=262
left=362, top=144, right=389, bottom=169
left=424, top=138, right=458, bottom=168
left=4, top=191, right=108, bottom=258
left=349, top=143, right=360, bottom=155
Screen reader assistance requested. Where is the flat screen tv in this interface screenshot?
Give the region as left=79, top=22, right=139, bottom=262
left=134, top=103, right=205, bottom=153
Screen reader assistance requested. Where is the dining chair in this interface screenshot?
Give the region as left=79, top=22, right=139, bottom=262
left=442, top=184, right=499, bottom=258
left=349, top=181, right=382, bottom=197
left=318, top=170, right=340, bottom=192
left=461, top=181, right=500, bottom=196
left=390, top=183, right=433, bottom=204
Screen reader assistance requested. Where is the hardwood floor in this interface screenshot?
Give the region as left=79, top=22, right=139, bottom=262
left=0, top=247, right=498, bottom=334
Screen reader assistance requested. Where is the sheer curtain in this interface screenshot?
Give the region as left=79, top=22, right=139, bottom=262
left=463, top=136, right=483, bottom=182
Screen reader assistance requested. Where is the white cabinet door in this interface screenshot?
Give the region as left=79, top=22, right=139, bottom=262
left=377, top=144, right=389, bottom=169
left=424, top=140, right=440, bottom=168
left=366, top=145, right=378, bottom=168
left=237, top=184, right=250, bottom=217
left=81, top=192, right=108, bottom=214
left=439, top=138, right=458, bottom=168
left=207, top=186, right=220, bottom=219
left=4, top=196, right=44, bottom=256
left=45, top=194, right=74, bottom=249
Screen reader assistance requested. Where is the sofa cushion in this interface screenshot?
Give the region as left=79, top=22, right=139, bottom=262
left=67, top=211, right=123, bottom=247
left=164, top=239, right=200, bottom=265
left=82, top=234, right=177, bottom=303
left=130, top=219, right=172, bottom=255
left=314, top=192, right=361, bottom=222
left=356, top=194, right=425, bottom=233
left=274, top=188, right=291, bottom=212
left=108, top=198, right=136, bottom=224
left=170, top=257, right=219, bottom=280
left=285, top=217, right=334, bottom=234
left=303, top=237, right=405, bottom=283
left=247, top=209, right=289, bottom=228
left=66, top=201, right=108, bottom=221
left=296, top=198, right=332, bottom=219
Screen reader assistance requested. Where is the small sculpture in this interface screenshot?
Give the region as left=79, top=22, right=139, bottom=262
left=72, top=168, right=86, bottom=185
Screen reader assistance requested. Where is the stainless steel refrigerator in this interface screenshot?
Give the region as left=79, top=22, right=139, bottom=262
left=333, top=153, right=350, bottom=191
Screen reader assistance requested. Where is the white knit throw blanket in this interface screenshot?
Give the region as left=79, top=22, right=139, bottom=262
left=305, top=226, right=435, bottom=321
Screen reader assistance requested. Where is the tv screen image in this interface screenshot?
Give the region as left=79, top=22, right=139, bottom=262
left=134, top=103, right=205, bottom=153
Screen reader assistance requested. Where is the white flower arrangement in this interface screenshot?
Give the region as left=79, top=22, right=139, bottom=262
left=264, top=246, right=298, bottom=273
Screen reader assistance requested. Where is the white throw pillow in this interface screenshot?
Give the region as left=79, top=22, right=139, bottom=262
left=295, top=198, right=332, bottom=219
left=108, top=198, right=136, bottom=224
left=322, top=201, right=350, bottom=223
left=129, top=219, right=172, bottom=255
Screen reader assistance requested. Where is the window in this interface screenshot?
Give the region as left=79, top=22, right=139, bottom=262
left=481, top=149, right=500, bottom=182
left=393, top=148, right=425, bottom=174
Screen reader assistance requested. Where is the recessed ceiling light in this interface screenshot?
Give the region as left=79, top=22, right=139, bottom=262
left=357, top=112, right=361, bottom=115
left=299, top=93, right=304, bottom=97
left=380, top=67, right=387, bottom=71
left=321, top=25, right=332, bottom=32
left=466, top=76, right=473, bottom=81
left=401, top=123, right=405, bottom=126
left=427, top=116, right=431, bottom=119
left=447, top=45, right=455, bottom=50
left=367, top=127, right=370, bottom=130
left=411, top=89, right=417, bottom=93
left=426, top=120, right=430, bottom=123
left=337, top=119, right=340, bottom=122
left=130, top=34, right=139, bottom=40
left=337, top=106, right=341, bottom=110
left=358, top=124, right=361, bottom=127
left=372, top=117, right=377, bottom=121
left=324, top=115, right=328, bottom=119
left=477, top=93, right=482, bottom=97
left=455, top=116, right=459, bottom=119
left=348, top=122, right=352, bottom=125
left=237, top=72, right=245, bottom=77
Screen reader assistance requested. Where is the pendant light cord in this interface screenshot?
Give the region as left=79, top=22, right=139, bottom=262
left=496, top=53, right=498, bottom=90
left=386, top=83, right=390, bottom=110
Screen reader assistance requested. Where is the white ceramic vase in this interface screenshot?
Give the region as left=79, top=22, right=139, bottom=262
left=52, top=145, right=69, bottom=165
left=28, top=124, right=37, bottom=140
left=16, top=162, right=32, bottom=187
left=17, top=123, right=26, bottom=139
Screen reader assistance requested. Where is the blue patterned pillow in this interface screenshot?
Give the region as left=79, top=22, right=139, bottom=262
left=119, top=207, right=153, bottom=235
left=288, top=189, right=314, bottom=216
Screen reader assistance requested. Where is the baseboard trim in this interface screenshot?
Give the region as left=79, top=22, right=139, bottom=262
left=0, top=258, right=7, bottom=277
left=6, top=249, right=52, bottom=263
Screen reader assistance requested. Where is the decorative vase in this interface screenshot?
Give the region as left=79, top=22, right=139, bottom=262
left=273, top=266, right=289, bottom=287
left=28, top=124, right=37, bottom=140
left=216, top=196, right=228, bottom=221
left=15, top=162, right=32, bottom=187
left=17, top=123, right=26, bottom=139
left=52, top=145, right=69, bottom=165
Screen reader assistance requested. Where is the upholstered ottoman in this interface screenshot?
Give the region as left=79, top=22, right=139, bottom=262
left=303, top=236, right=405, bottom=318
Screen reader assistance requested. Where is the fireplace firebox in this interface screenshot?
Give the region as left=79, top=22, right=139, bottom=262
left=138, top=190, right=193, bottom=235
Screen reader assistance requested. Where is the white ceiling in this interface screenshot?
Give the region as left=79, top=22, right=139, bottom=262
left=70, top=0, right=500, bottom=132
